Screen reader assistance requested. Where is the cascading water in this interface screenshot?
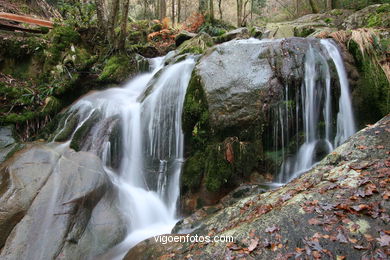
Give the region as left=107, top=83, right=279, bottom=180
left=42, top=37, right=356, bottom=259
left=272, top=39, right=356, bottom=183
left=55, top=54, right=196, bottom=259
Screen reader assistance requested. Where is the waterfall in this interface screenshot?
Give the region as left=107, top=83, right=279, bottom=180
left=56, top=54, right=196, bottom=259
left=274, top=39, right=356, bottom=183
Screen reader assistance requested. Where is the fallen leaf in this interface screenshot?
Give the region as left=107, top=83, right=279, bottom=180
left=351, top=204, right=370, bottom=212
left=349, top=238, right=358, bottom=243
left=312, top=250, right=321, bottom=259
left=353, top=245, right=368, bottom=250
left=383, top=191, right=390, bottom=200
left=364, top=183, right=378, bottom=195
left=337, top=231, right=348, bottom=243
left=377, top=234, right=390, bottom=247
left=265, top=225, right=280, bottom=233
left=308, top=218, right=322, bottom=225
left=248, top=238, right=259, bottom=252
left=320, top=203, right=334, bottom=211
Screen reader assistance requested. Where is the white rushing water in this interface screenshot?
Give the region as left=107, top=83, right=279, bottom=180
left=59, top=54, right=196, bottom=259
left=275, top=39, right=356, bottom=183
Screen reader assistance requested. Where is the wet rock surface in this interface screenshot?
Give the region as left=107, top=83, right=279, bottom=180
left=0, top=143, right=125, bottom=259
left=0, top=126, right=23, bottom=164
left=126, top=115, right=390, bottom=259
left=194, top=37, right=332, bottom=131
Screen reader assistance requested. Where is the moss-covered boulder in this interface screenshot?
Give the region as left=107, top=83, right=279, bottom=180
left=98, top=54, right=137, bottom=83
left=214, top=27, right=250, bottom=44
left=263, top=9, right=353, bottom=39
left=342, top=4, right=390, bottom=29
left=181, top=38, right=336, bottom=208
left=175, top=31, right=197, bottom=47
left=177, top=33, right=214, bottom=55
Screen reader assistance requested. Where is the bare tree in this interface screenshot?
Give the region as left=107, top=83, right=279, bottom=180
left=117, top=0, right=130, bottom=50
left=172, top=0, right=175, bottom=24
left=178, top=0, right=181, bottom=22
left=217, top=0, right=223, bottom=20
left=308, top=0, right=319, bottom=13
left=95, top=0, right=105, bottom=32
left=107, top=0, right=120, bottom=44
left=159, top=0, right=166, bottom=20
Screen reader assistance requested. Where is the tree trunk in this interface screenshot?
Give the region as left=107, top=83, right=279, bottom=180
left=172, top=0, right=175, bottom=25
left=95, top=0, right=105, bottom=33
left=327, top=0, right=332, bottom=9
left=108, top=0, right=120, bottom=44
left=218, top=0, right=222, bottom=20
left=118, top=0, right=130, bottom=50
left=308, top=0, right=319, bottom=13
left=236, top=0, right=242, bottom=27
left=199, top=0, right=207, bottom=13
left=209, top=0, right=214, bottom=21
left=178, top=0, right=181, bottom=22
left=296, top=0, right=299, bottom=15
left=159, top=0, right=166, bottom=20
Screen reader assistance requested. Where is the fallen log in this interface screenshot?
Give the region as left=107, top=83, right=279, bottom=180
left=0, top=12, right=53, bottom=28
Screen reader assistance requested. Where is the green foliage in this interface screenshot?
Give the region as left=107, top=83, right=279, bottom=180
left=198, top=19, right=235, bottom=37
left=367, top=14, right=382, bottom=27
left=324, top=18, right=333, bottom=24
left=44, top=26, right=81, bottom=71
left=377, top=3, right=390, bottom=13
left=336, top=0, right=390, bottom=10
left=0, top=36, right=45, bottom=59
left=58, top=0, right=96, bottom=28
left=348, top=40, right=390, bottom=125
left=251, top=0, right=267, bottom=15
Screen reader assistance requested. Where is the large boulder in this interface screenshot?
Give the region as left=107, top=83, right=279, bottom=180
left=263, top=9, right=353, bottom=39
left=342, top=4, right=390, bottom=30
left=126, top=114, right=390, bottom=259
left=0, top=144, right=126, bottom=259
left=188, top=37, right=331, bottom=132
left=0, top=126, right=23, bottom=164
left=180, top=37, right=341, bottom=211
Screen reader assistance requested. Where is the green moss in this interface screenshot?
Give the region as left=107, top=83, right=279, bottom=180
left=198, top=19, right=234, bottom=37
left=324, top=18, right=333, bottom=24
left=128, top=31, right=147, bottom=45
left=294, top=27, right=315, bottom=38
left=0, top=112, right=37, bottom=124
left=182, top=152, right=205, bottom=191
left=98, top=55, right=133, bottom=83
left=182, top=72, right=210, bottom=151
left=178, top=34, right=214, bottom=55
left=376, top=4, right=390, bottom=13
left=44, top=26, right=81, bottom=70
left=204, top=144, right=233, bottom=192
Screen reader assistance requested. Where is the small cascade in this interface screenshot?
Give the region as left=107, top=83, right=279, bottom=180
left=269, top=39, right=356, bottom=183
left=54, top=54, right=196, bottom=259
